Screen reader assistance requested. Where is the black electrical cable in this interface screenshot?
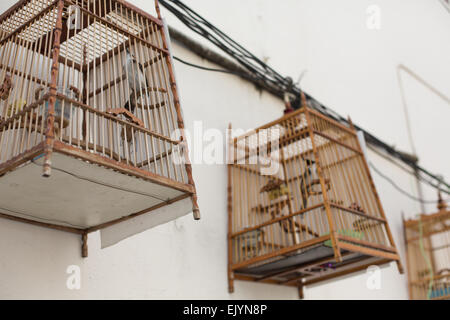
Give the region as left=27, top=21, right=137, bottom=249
left=176, top=54, right=450, bottom=201
left=175, top=56, right=450, bottom=197
left=173, top=55, right=246, bottom=77
left=159, top=0, right=287, bottom=87
left=175, top=47, right=450, bottom=199
left=159, top=0, right=450, bottom=195
left=369, top=162, right=448, bottom=204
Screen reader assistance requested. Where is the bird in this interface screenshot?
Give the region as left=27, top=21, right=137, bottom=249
left=298, top=158, right=317, bottom=209
left=124, top=91, right=136, bottom=115
left=120, top=48, right=151, bottom=152
left=259, top=177, right=319, bottom=237
left=0, top=74, right=13, bottom=101
left=123, top=48, right=150, bottom=115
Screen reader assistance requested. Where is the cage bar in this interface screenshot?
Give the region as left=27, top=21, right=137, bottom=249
left=0, top=0, right=199, bottom=256
left=227, top=106, right=402, bottom=298
left=403, top=196, right=450, bottom=300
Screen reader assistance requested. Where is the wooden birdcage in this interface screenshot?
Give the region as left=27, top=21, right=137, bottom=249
left=227, top=106, right=403, bottom=298
left=0, top=0, right=200, bottom=256
left=404, top=196, right=450, bottom=300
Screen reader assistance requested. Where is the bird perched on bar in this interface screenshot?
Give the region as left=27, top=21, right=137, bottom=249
left=123, top=47, right=150, bottom=115
left=299, top=158, right=317, bottom=209
left=124, top=93, right=136, bottom=116
left=0, top=74, right=13, bottom=101
left=298, top=158, right=331, bottom=209
left=116, top=48, right=150, bottom=146
left=260, top=176, right=320, bottom=237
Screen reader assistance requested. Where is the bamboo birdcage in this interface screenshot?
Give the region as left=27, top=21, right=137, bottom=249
left=404, top=197, right=450, bottom=300
left=227, top=106, right=403, bottom=298
left=0, top=0, right=200, bottom=256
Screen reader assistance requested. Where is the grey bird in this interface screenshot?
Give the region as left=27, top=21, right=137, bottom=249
left=123, top=48, right=150, bottom=114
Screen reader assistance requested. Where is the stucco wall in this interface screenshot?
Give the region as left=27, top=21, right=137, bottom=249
left=0, top=0, right=448, bottom=299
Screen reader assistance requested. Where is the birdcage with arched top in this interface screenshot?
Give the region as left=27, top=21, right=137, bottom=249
left=404, top=197, right=450, bottom=300
left=227, top=106, right=402, bottom=298
left=0, top=0, right=199, bottom=256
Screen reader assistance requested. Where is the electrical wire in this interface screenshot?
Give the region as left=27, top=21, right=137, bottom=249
left=173, top=55, right=246, bottom=77
left=397, top=64, right=450, bottom=157
left=440, top=0, right=450, bottom=14
left=159, top=0, right=450, bottom=195
left=369, top=162, right=448, bottom=204
left=173, top=54, right=450, bottom=199
left=159, top=0, right=288, bottom=88
left=175, top=51, right=450, bottom=200
left=397, top=65, right=418, bottom=157
left=368, top=144, right=425, bottom=212
left=368, top=144, right=416, bottom=177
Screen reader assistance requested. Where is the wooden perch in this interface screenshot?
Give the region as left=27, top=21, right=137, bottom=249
left=106, top=108, right=145, bottom=127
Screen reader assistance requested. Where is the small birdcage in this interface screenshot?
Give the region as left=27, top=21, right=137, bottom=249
left=404, top=196, right=450, bottom=300
left=227, top=106, right=402, bottom=298
left=0, top=0, right=199, bottom=256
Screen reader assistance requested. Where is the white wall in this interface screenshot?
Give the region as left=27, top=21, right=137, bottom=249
left=0, top=0, right=448, bottom=299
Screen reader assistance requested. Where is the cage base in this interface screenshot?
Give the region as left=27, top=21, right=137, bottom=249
left=232, top=242, right=398, bottom=298
left=0, top=147, right=194, bottom=257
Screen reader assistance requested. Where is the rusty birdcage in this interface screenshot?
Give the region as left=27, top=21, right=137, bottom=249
left=404, top=196, right=450, bottom=300
left=227, top=105, right=403, bottom=298
left=0, top=0, right=200, bottom=256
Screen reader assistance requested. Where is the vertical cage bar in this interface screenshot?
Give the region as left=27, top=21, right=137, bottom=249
left=403, top=214, right=414, bottom=300
left=227, top=123, right=234, bottom=293
left=43, top=0, right=64, bottom=177
left=156, top=0, right=200, bottom=220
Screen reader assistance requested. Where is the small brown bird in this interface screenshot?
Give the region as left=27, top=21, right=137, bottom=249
left=0, top=74, right=13, bottom=101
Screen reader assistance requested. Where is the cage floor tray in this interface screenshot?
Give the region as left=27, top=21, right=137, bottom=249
left=239, top=245, right=335, bottom=276
left=0, top=152, right=186, bottom=229
left=239, top=244, right=365, bottom=276
left=234, top=242, right=392, bottom=288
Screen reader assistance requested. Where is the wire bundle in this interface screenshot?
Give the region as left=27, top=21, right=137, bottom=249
left=159, top=0, right=450, bottom=197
